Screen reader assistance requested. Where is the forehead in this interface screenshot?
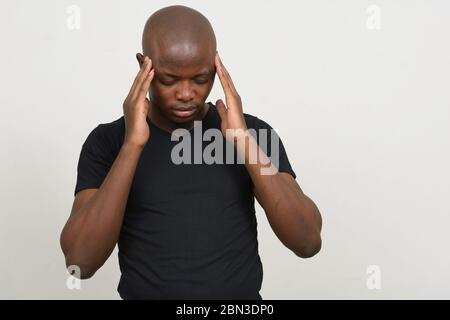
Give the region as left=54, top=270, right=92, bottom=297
left=152, top=41, right=214, bottom=75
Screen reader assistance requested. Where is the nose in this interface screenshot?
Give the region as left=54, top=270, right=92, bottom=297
left=175, top=80, right=195, bottom=103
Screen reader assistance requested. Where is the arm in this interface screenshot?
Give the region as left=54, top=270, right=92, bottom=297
left=214, top=53, right=322, bottom=258
left=238, top=134, right=322, bottom=258
left=60, top=55, right=155, bottom=278
left=61, top=143, right=144, bottom=278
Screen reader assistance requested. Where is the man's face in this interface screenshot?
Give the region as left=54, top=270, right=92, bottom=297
left=147, top=44, right=216, bottom=124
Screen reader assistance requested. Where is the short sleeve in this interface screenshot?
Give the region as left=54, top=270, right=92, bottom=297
left=252, top=117, right=297, bottom=179
left=74, top=124, right=115, bottom=196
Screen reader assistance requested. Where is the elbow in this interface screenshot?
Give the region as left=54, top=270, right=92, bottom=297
left=65, top=256, right=98, bottom=280
left=79, top=270, right=96, bottom=280
left=60, top=231, right=98, bottom=279
left=293, top=234, right=322, bottom=259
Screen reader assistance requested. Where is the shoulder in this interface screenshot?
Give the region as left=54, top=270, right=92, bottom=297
left=97, top=115, right=125, bottom=131
left=83, top=116, right=125, bottom=152
left=243, top=112, right=274, bottom=131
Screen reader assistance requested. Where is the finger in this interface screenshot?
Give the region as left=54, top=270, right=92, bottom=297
left=136, top=53, right=144, bottom=65
left=133, top=57, right=152, bottom=91
left=215, top=99, right=227, bottom=121
left=131, top=57, right=153, bottom=100
left=143, top=97, right=151, bottom=115
left=215, top=57, right=242, bottom=114
left=216, top=54, right=239, bottom=97
left=137, top=68, right=155, bottom=100
left=128, top=57, right=149, bottom=97
left=215, top=54, right=235, bottom=104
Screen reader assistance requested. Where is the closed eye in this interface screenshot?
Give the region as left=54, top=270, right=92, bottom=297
left=162, top=81, right=176, bottom=86
left=156, top=73, right=212, bottom=86
left=158, top=77, right=177, bottom=86
left=159, top=78, right=209, bottom=86
left=194, top=77, right=210, bottom=84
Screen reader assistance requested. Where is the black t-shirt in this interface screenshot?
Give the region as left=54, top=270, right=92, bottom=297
left=74, top=102, right=296, bottom=299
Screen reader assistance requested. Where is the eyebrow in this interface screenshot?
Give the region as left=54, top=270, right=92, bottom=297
left=158, top=70, right=212, bottom=78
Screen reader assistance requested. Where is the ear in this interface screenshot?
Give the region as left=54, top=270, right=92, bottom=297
left=136, top=53, right=145, bottom=68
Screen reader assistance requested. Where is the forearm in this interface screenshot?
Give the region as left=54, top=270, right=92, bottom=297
left=254, top=174, right=322, bottom=257
left=237, top=133, right=322, bottom=257
left=62, top=143, right=144, bottom=276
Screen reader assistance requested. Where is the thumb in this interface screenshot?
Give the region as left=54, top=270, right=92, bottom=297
left=215, top=99, right=227, bottom=121
left=143, top=98, right=151, bottom=115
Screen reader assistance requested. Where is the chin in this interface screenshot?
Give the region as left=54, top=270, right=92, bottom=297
left=171, top=117, right=193, bottom=124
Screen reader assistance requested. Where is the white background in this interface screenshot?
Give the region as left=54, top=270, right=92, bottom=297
left=1, top=0, right=449, bottom=299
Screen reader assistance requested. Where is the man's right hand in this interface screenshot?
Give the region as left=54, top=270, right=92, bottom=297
left=123, top=56, right=154, bottom=148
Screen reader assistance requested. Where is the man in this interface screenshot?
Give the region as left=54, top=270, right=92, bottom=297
left=60, top=5, right=322, bottom=300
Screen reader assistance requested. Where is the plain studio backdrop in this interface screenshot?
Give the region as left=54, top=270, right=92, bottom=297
left=0, top=0, right=449, bottom=299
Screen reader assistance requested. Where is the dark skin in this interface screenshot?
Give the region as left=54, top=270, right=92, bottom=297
left=60, top=5, right=322, bottom=280
left=138, top=5, right=217, bottom=132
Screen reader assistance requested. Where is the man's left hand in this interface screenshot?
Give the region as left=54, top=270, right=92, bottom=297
left=215, top=53, right=248, bottom=143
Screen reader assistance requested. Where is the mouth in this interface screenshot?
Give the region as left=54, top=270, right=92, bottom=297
left=172, top=105, right=197, bottom=118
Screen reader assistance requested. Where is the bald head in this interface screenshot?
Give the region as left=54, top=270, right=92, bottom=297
left=142, top=5, right=217, bottom=69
